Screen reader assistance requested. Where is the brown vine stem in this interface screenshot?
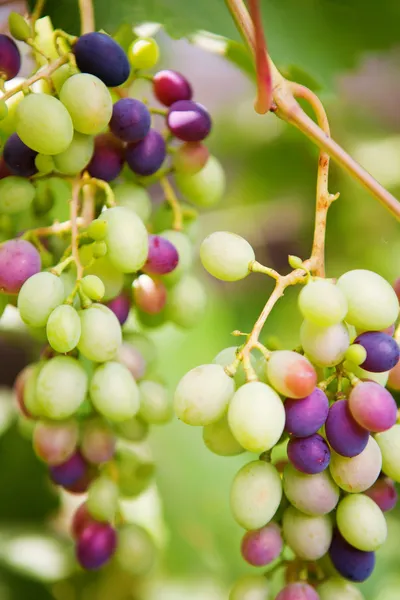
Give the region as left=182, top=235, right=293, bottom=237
left=70, top=179, right=84, bottom=280
left=160, top=177, right=183, bottom=231
left=78, top=0, right=95, bottom=35
left=1, top=54, right=69, bottom=102
left=22, top=218, right=84, bottom=239
left=81, top=183, right=95, bottom=226
left=248, top=0, right=272, bottom=113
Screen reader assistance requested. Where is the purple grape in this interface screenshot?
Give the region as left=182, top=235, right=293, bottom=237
left=153, top=70, right=192, bottom=106
left=3, top=133, right=38, bottom=177
left=287, top=433, right=330, bottom=474
left=106, top=293, right=131, bottom=325
left=143, top=234, right=179, bottom=275
left=73, top=32, right=130, bottom=87
left=63, top=468, right=96, bottom=494
left=87, top=134, right=124, bottom=182
left=49, top=452, right=87, bottom=487
left=0, top=239, right=41, bottom=294
left=126, top=129, right=166, bottom=176
left=275, top=583, right=319, bottom=600
left=110, top=98, right=151, bottom=143
left=241, top=523, right=283, bottom=567
left=0, top=156, right=12, bottom=179
left=329, top=530, right=375, bottom=582
left=0, top=34, right=21, bottom=80
left=355, top=331, right=400, bottom=373
left=285, top=388, right=329, bottom=438
left=325, top=399, right=369, bottom=457
left=348, top=381, right=397, bottom=433
left=167, top=100, right=212, bottom=142
left=365, top=477, right=398, bottom=512
left=72, top=502, right=96, bottom=539
left=76, top=522, right=117, bottom=570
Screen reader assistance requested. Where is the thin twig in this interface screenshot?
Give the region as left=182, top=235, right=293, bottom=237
left=160, top=177, right=183, bottom=231
left=248, top=0, right=272, bottom=113
left=70, top=179, right=84, bottom=280
left=22, top=218, right=84, bottom=239
left=81, top=183, right=95, bottom=226
left=78, top=0, right=95, bottom=34
left=1, top=55, right=69, bottom=102
left=31, top=0, right=46, bottom=29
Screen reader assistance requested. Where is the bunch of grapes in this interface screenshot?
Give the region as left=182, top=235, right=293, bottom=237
left=175, top=230, right=400, bottom=599
left=0, top=14, right=225, bottom=573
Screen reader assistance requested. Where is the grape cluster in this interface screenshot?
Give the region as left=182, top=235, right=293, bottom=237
left=0, top=17, right=225, bottom=574
left=175, top=231, right=400, bottom=599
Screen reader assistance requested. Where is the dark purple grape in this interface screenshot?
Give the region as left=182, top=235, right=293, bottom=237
left=73, top=32, right=130, bottom=87
left=76, top=522, right=117, bottom=570
left=143, top=235, right=179, bottom=276
left=0, top=239, right=41, bottom=294
left=167, top=100, right=211, bottom=142
left=110, top=98, right=151, bottom=143
left=285, top=388, right=329, bottom=438
left=106, top=293, right=131, bottom=325
left=0, top=34, right=21, bottom=80
left=329, top=530, right=375, bottom=582
left=325, top=399, right=369, bottom=457
left=153, top=70, right=192, bottom=106
left=49, top=452, right=87, bottom=487
left=3, top=133, right=38, bottom=177
left=0, top=156, right=12, bottom=179
left=355, top=331, right=400, bottom=373
left=241, top=523, right=283, bottom=567
left=126, top=129, right=166, bottom=176
left=287, top=433, right=330, bottom=474
left=63, top=468, right=96, bottom=494
left=365, top=477, right=398, bottom=512
left=87, top=134, right=124, bottom=182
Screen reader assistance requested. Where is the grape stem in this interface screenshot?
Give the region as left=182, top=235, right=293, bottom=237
left=31, top=0, right=47, bottom=29
left=70, top=178, right=84, bottom=280
left=160, top=176, right=183, bottom=231
left=78, top=0, right=95, bottom=34
left=0, top=54, right=69, bottom=102
left=22, top=217, right=85, bottom=239
left=248, top=0, right=272, bottom=113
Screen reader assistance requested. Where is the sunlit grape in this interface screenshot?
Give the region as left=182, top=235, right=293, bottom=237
left=336, top=494, right=387, bottom=551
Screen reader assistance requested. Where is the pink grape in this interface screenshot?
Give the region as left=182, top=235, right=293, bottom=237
left=153, top=70, right=192, bottom=106
left=267, top=350, right=317, bottom=399
left=14, top=365, right=34, bottom=418
left=33, top=420, right=79, bottom=466
left=388, top=359, right=400, bottom=391
left=241, top=522, right=283, bottom=566
left=117, top=343, right=147, bottom=380
left=71, top=502, right=97, bottom=539
left=133, top=274, right=167, bottom=314
left=348, top=381, right=397, bottom=432
left=143, top=235, right=179, bottom=276
left=76, top=522, right=117, bottom=570
left=0, top=239, right=41, bottom=294
left=365, top=477, right=398, bottom=512
left=393, top=277, right=400, bottom=303
left=275, top=582, right=320, bottom=600
left=173, top=142, right=209, bottom=175
left=81, top=419, right=116, bottom=465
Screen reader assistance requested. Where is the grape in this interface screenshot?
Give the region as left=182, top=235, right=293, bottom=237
left=116, top=524, right=156, bottom=576
left=229, top=574, right=270, bottom=600
left=33, top=419, right=78, bottom=465
left=175, top=156, right=225, bottom=207
left=298, top=279, right=348, bottom=327
left=36, top=356, right=88, bottom=419
left=138, top=380, right=172, bottom=424
left=241, top=522, right=282, bottom=567
left=14, top=365, right=34, bottom=418
left=81, top=275, right=105, bottom=302
left=73, top=32, right=130, bottom=87
left=213, top=346, right=259, bottom=388
left=22, top=362, right=43, bottom=417
left=90, top=361, right=140, bottom=422
left=93, top=241, right=107, bottom=258
left=173, top=142, right=209, bottom=175
left=276, top=583, right=320, bottom=600
left=230, top=460, right=282, bottom=529
left=282, top=505, right=332, bottom=561
left=126, top=129, right=166, bottom=176
left=64, top=466, right=96, bottom=495
left=110, top=98, right=151, bottom=143
left=128, top=37, right=159, bottom=69
left=365, top=477, right=398, bottom=512
left=345, top=344, right=367, bottom=366
left=318, top=577, right=365, bottom=600
left=0, top=156, right=12, bottom=179
left=160, top=230, right=193, bottom=285
left=388, top=358, right=400, bottom=391
left=228, top=381, right=285, bottom=453
left=0, top=35, right=21, bottom=80
left=167, top=100, right=211, bottom=142
left=337, top=270, right=399, bottom=331
left=329, top=436, right=381, bottom=493
left=143, top=234, right=179, bottom=276
left=3, top=133, right=38, bottom=177
left=113, top=416, right=149, bottom=442
left=354, top=331, right=400, bottom=372
left=203, top=414, right=244, bottom=456
left=46, top=305, right=81, bottom=353
left=174, top=364, right=235, bottom=426
left=84, top=256, right=124, bottom=301
left=166, top=274, right=207, bottom=328
left=267, top=351, right=317, bottom=399
left=133, top=275, right=167, bottom=314
left=99, top=206, right=148, bottom=274
left=325, top=400, right=369, bottom=458
left=78, top=304, right=122, bottom=362
left=87, top=219, right=107, bottom=241
left=153, top=70, right=192, bottom=106
left=76, top=521, right=117, bottom=571
left=0, top=176, right=35, bottom=214
left=336, top=494, right=387, bottom=551
left=53, top=131, right=94, bottom=175
left=300, top=320, right=349, bottom=367
left=50, top=451, right=87, bottom=486
left=87, top=476, right=119, bottom=522
left=113, top=182, right=152, bottom=223
left=285, top=389, right=329, bottom=438
left=81, top=418, right=115, bottom=464
left=348, top=381, right=397, bottom=432
left=287, top=433, right=330, bottom=474
left=375, top=424, right=400, bottom=482
left=283, top=464, right=339, bottom=516
left=329, top=530, right=375, bottom=582
left=117, top=343, right=147, bottom=381
left=35, top=154, right=54, bottom=174
left=351, top=363, right=389, bottom=387
left=106, top=293, right=130, bottom=325
left=18, top=272, right=64, bottom=327
left=116, top=447, right=155, bottom=497
left=87, top=133, right=124, bottom=182
left=71, top=503, right=96, bottom=539
left=200, top=231, right=255, bottom=282
left=0, top=239, right=41, bottom=294
left=59, top=74, right=113, bottom=135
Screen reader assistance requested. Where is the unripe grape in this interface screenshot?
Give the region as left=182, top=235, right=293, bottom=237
left=113, top=182, right=152, bottom=223
left=375, top=424, right=400, bottom=482
left=33, top=419, right=79, bottom=465
left=300, top=320, right=349, bottom=367
left=283, top=464, right=339, bottom=516
left=345, top=344, right=367, bottom=366
left=113, top=416, right=149, bottom=442
left=46, top=305, right=81, bottom=353
left=133, top=274, right=167, bottom=315
left=175, top=156, right=225, bottom=207
left=329, top=436, right=381, bottom=493
left=59, top=74, right=112, bottom=136
left=166, top=274, right=207, bottom=328
left=128, top=38, right=160, bottom=69
left=78, top=304, right=122, bottom=363
left=336, top=494, right=387, bottom=551
left=0, top=176, right=35, bottom=214
left=229, top=574, right=270, bottom=600
left=203, top=414, right=244, bottom=456
left=318, top=577, right=365, bottom=600
left=87, top=476, right=119, bottom=522
left=81, top=275, right=105, bottom=301
left=90, top=361, right=140, bottom=422
left=84, top=256, right=124, bottom=302
left=298, top=279, right=347, bottom=327
left=8, top=12, right=31, bottom=41
left=87, top=219, right=108, bottom=241
left=200, top=231, right=255, bottom=282
left=173, top=142, right=209, bottom=175
left=116, top=524, right=156, bottom=576
left=282, top=505, right=332, bottom=560
left=138, top=380, right=172, bottom=424
left=18, top=272, right=64, bottom=328
left=81, top=418, right=115, bottom=464
left=267, top=350, right=317, bottom=399
left=364, top=477, right=398, bottom=512
left=115, top=447, right=155, bottom=497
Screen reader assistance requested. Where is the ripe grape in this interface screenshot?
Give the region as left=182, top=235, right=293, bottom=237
left=128, top=37, right=159, bottom=69
left=50, top=451, right=87, bottom=486
left=78, top=304, right=122, bottom=362
left=36, top=356, right=88, bottom=419
left=113, top=182, right=152, bottom=222
left=138, top=380, right=172, bottom=424
left=203, top=414, right=244, bottom=456
left=81, top=275, right=105, bottom=302
left=283, top=464, right=339, bottom=516
left=110, top=98, right=151, bottom=143
left=116, top=447, right=155, bottom=497
left=166, top=274, right=207, bottom=328
left=46, top=304, right=81, bottom=353
left=153, top=70, right=192, bottom=106
left=59, top=74, right=113, bottom=135
left=53, top=131, right=94, bottom=175
left=282, top=505, right=332, bottom=561
left=375, top=424, right=400, bottom=482
left=126, top=129, right=166, bottom=176
left=284, top=388, right=329, bottom=438
left=3, top=133, right=38, bottom=176
left=0, top=35, right=20, bottom=80
left=329, top=436, right=382, bottom=493
left=73, top=32, right=130, bottom=87
left=64, top=465, right=96, bottom=495
left=117, top=343, right=147, bottom=381
left=18, top=272, right=65, bottom=327
left=354, top=331, right=400, bottom=372
left=348, top=381, right=397, bottom=432
left=300, top=320, right=349, bottom=367
left=241, top=522, right=283, bottom=566
left=200, top=231, right=255, bottom=282
left=325, top=400, right=369, bottom=458
left=133, top=275, right=167, bottom=314
left=167, top=100, right=211, bottom=142
left=76, top=521, right=117, bottom=570
left=33, top=419, right=79, bottom=465
left=115, top=524, right=156, bottom=576
left=143, top=234, right=179, bottom=276
left=90, top=361, right=140, bottom=422
left=275, top=583, right=320, bottom=600
left=81, top=418, right=115, bottom=464
left=0, top=239, right=41, bottom=294
left=173, top=141, right=209, bottom=175
left=0, top=176, right=35, bottom=214
left=99, top=206, right=148, bottom=273
left=71, top=503, right=96, bottom=539
left=267, top=350, right=317, bottom=399
left=87, top=476, right=119, bottom=522
left=160, top=230, right=193, bottom=285
left=229, top=574, right=270, bottom=600
left=298, top=279, right=348, bottom=327
left=364, top=477, right=398, bottom=512
left=318, top=578, right=365, bottom=600
left=87, top=133, right=124, bottom=182
left=287, top=433, right=330, bottom=474
left=84, top=256, right=124, bottom=301
left=336, top=494, right=387, bottom=551
left=106, top=293, right=131, bottom=325
left=329, top=530, right=375, bottom=582
left=175, top=155, right=225, bottom=207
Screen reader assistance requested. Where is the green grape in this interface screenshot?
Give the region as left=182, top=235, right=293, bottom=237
left=87, top=476, right=119, bottom=522
left=336, top=494, right=387, bottom=551
left=300, top=320, right=350, bottom=367
left=51, top=63, right=79, bottom=95
left=18, top=272, right=64, bottom=327
left=229, top=574, right=270, bottom=600
left=231, top=460, right=282, bottom=530
left=228, top=382, right=285, bottom=453
left=8, top=12, right=31, bottom=41
left=92, top=241, right=107, bottom=258
left=283, top=464, right=339, bottom=516
left=138, top=380, right=172, bottom=424
left=36, top=356, right=88, bottom=419
left=318, top=577, right=365, bottom=600
left=174, top=364, right=235, bottom=426
left=175, top=156, right=226, bottom=207
left=128, top=38, right=160, bottom=69
left=87, top=219, right=108, bottom=241
left=85, top=256, right=124, bottom=301
left=329, top=436, right=382, bottom=493
left=375, top=424, right=400, bottom=482
left=282, top=505, right=333, bottom=560
left=0, top=77, right=24, bottom=136
left=23, top=362, right=44, bottom=417
left=345, top=344, right=367, bottom=366
left=46, top=304, right=81, bottom=353
left=165, top=275, right=207, bottom=328
left=160, top=230, right=193, bottom=286
left=113, top=182, right=152, bottom=223
left=203, top=414, right=244, bottom=456
left=0, top=177, right=35, bottom=214
left=200, top=231, right=255, bottom=281
left=59, top=73, right=113, bottom=135
left=123, top=332, right=157, bottom=368
left=99, top=207, right=148, bottom=273
left=113, top=416, right=149, bottom=442
left=90, top=361, right=140, bottom=421
left=352, top=364, right=389, bottom=387
left=35, top=154, right=54, bottom=174
left=53, top=132, right=94, bottom=175
left=116, top=524, right=156, bottom=576
left=78, top=304, right=122, bottom=362
left=16, top=93, right=73, bottom=155
left=80, top=275, right=105, bottom=301
left=0, top=99, right=8, bottom=121
left=115, top=447, right=155, bottom=497
left=298, top=279, right=348, bottom=327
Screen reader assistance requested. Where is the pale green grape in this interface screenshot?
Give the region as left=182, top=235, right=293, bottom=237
left=90, top=361, right=140, bottom=421
left=336, top=494, right=387, bottom=551
left=87, top=476, right=119, bottom=522
left=113, top=182, right=152, bottom=223
left=174, top=364, right=235, bottom=426
left=375, top=424, right=400, bottom=482
left=128, top=38, right=160, bottom=69
left=0, top=77, right=25, bottom=136
left=87, top=219, right=107, bottom=241
left=0, top=177, right=35, bottom=214
left=160, top=230, right=193, bottom=285
left=23, top=362, right=44, bottom=417
left=175, top=156, right=225, bottom=207
left=345, top=344, right=367, bottom=366
left=53, top=132, right=94, bottom=175
left=282, top=505, right=332, bottom=560
left=36, top=356, right=88, bottom=419
left=59, top=73, right=113, bottom=135
left=16, top=93, right=73, bottom=154
left=35, top=154, right=54, bottom=174
left=138, top=380, right=172, bottom=424
left=84, top=256, right=124, bottom=301
left=352, top=364, right=389, bottom=387
left=299, top=279, right=348, bottom=327
left=318, top=578, right=364, bottom=600
left=283, top=464, right=339, bottom=516
left=116, top=524, right=156, bottom=576
left=99, top=207, right=148, bottom=273
left=116, top=447, right=154, bottom=497
left=80, top=275, right=105, bottom=301
left=230, top=574, right=270, bottom=600
left=337, top=269, right=399, bottom=330
left=300, top=320, right=349, bottom=367
left=329, top=436, right=382, bottom=493
left=203, top=414, right=244, bottom=456
left=213, top=346, right=249, bottom=388
left=0, top=99, right=7, bottom=121
left=166, top=275, right=207, bottom=328
left=113, top=416, right=149, bottom=442
left=78, top=304, right=122, bottom=362
left=46, top=304, right=81, bottom=353
left=200, top=231, right=255, bottom=282
left=228, top=382, right=285, bottom=453
left=230, top=460, right=282, bottom=530
left=52, top=63, right=79, bottom=94
left=18, top=272, right=64, bottom=327
left=92, top=241, right=107, bottom=258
